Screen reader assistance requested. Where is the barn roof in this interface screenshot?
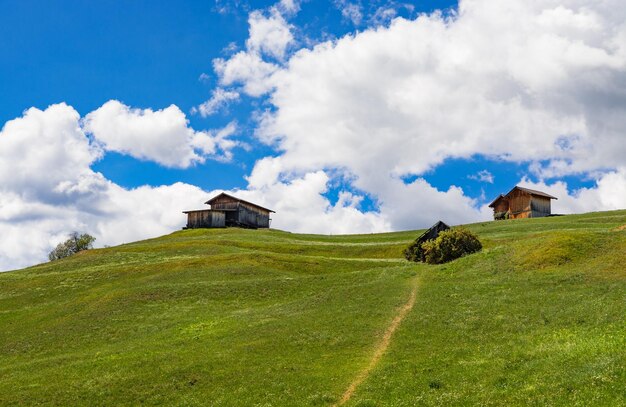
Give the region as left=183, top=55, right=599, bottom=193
left=508, top=186, right=558, bottom=200
left=488, top=194, right=507, bottom=208
left=205, top=193, right=276, bottom=213
left=489, top=186, right=557, bottom=207
left=182, top=209, right=229, bottom=214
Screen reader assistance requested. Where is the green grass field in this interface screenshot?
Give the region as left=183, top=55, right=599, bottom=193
left=1, top=210, right=625, bottom=406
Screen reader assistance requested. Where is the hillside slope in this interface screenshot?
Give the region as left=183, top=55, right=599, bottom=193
left=1, top=210, right=625, bottom=406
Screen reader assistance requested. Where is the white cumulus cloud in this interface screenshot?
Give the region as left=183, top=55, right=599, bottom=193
left=517, top=170, right=626, bottom=215
left=0, top=104, right=215, bottom=271
left=84, top=100, right=238, bottom=168
left=232, top=170, right=390, bottom=234
left=193, top=88, right=240, bottom=117
left=335, top=0, right=363, bottom=25
left=207, top=1, right=295, bottom=99
left=213, top=51, right=279, bottom=97
left=247, top=9, right=294, bottom=60
left=469, top=170, right=494, bottom=184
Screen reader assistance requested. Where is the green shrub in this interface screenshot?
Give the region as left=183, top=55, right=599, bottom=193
left=421, top=228, right=482, bottom=264
left=48, top=232, right=96, bottom=261
left=494, top=211, right=509, bottom=220
left=403, top=241, right=425, bottom=262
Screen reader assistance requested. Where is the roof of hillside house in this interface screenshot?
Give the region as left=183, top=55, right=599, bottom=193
left=488, top=194, right=507, bottom=208
left=507, top=186, right=558, bottom=199
left=511, top=186, right=558, bottom=200
left=205, top=192, right=275, bottom=213
left=415, top=220, right=450, bottom=244
left=488, top=186, right=557, bottom=207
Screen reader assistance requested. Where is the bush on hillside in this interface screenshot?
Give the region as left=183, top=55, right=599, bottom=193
left=403, top=240, right=426, bottom=262
left=494, top=211, right=509, bottom=220
left=420, top=228, right=482, bottom=264
left=48, top=232, right=96, bottom=261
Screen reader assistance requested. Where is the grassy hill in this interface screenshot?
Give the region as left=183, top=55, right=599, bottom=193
left=1, top=210, right=625, bottom=406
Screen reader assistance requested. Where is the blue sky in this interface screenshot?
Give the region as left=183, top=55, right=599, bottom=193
left=1, top=0, right=625, bottom=270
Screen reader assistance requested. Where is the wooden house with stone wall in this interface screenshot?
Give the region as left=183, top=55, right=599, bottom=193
left=489, top=186, right=557, bottom=220
left=183, top=193, right=275, bottom=229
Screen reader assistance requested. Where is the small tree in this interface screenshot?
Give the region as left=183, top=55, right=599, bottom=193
left=420, top=228, right=482, bottom=264
left=48, top=232, right=96, bottom=261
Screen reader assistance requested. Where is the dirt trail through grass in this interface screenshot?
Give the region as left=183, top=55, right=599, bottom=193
left=335, top=276, right=419, bottom=406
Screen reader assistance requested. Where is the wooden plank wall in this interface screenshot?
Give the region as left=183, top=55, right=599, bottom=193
left=186, top=210, right=225, bottom=228
left=211, top=195, right=240, bottom=211
left=237, top=203, right=270, bottom=228
left=508, top=189, right=531, bottom=217
left=530, top=197, right=551, bottom=218
left=493, top=199, right=509, bottom=213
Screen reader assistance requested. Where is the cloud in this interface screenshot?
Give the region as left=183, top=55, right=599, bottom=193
left=246, top=156, right=489, bottom=232
left=193, top=88, right=240, bottom=117
left=376, top=177, right=490, bottom=230
left=0, top=103, right=102, bottom=203
left=207, top=1, right=295, bottom=98
left=371, top=7, right=397, bottom=25
left=84, top=100, right=238, bottom=168
left=262, top=4, right=623, bottom=171
left=278, top=0, right=300, bottom=14
left=247, top=9, right=294, bottom=59
left=213, top=51, right=279, bottom=97
left=335, top=1, right=363, bottom=25
left=234, top=170, right=390, bottom=234
left=0, top=181, right=211, bottom=272
left=468, top=170, right=494, bottom=183
left=517, top=169, right=626, bottom=214
left=0, top=104, right=216, bottom=271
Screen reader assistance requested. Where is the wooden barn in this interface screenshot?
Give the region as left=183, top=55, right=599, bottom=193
left=183, top=193, right=275, bottom=229
left=489, top=186, right=557, bottom=220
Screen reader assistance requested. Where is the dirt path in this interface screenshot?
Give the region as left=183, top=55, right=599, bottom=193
left=334, top=277, right=419, bottom=406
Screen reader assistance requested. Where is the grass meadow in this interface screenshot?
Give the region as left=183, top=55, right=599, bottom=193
left=0, top=210, right=624, bottom=405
